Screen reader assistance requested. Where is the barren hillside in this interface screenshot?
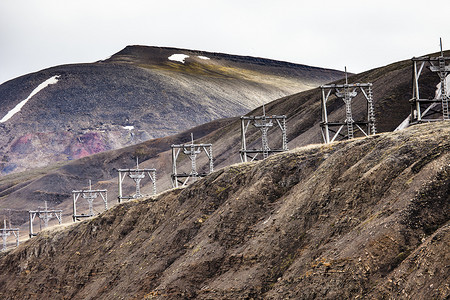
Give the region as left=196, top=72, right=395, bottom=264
left=0, top=122, right=448, bottom=299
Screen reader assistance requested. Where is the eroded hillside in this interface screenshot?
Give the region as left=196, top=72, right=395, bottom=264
left=0, top=122, right=448, bottom=299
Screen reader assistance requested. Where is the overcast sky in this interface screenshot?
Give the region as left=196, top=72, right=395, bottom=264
left=0, top=0, right=449, bottom=85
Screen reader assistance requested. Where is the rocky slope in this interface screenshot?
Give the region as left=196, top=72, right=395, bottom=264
left=0, top=122, right=448, bottom=299
left=0, top=46, right=343, bottom=174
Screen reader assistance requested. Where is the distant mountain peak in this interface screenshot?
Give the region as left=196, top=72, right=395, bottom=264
left=0, top=45, right=343, bottom=175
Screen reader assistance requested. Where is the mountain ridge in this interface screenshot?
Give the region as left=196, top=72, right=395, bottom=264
left=106, top=45, right=335, bottom=70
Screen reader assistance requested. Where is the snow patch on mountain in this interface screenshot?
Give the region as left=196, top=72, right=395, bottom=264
left=0, top=75, right=60, bottom=123
left=168, top=54, right=189, bottom=63
left=197, top=56, right=210, bottom=60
